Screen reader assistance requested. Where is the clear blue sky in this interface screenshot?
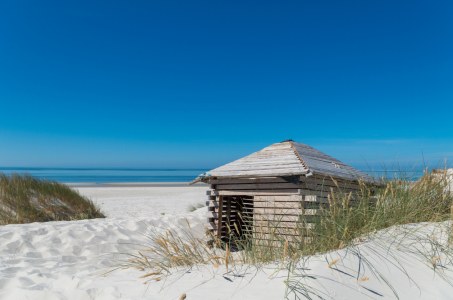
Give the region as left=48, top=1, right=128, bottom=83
left=1, top=0, right=452, bottom=170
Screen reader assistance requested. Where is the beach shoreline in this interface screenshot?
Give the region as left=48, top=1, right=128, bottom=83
left=66, top=182, right=208, bottom=187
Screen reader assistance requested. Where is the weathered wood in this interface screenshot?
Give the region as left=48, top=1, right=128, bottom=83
left=255, top=214, right=319, bottom=222
left=225, top=197, right=231, bottom=231
left=207, top=189, right=302, bottom=196
left=206, top=200, right=218, bottom=208
left=198, top=141, right=379, bottom=185
left=303, top=176, right=362, bottom=189
left=253, top=237, right=313, bottom=246
left=207, top=172, right=309, bottom=179
left=208, top=168, right=308, bottom=177
left=207, top=210, right=239, bottom=219
left=253, top=201, right=324, bottom=210
left=251, top=220, right=314, bottom=228
left=254, top=195, right=305, bottom=201
left=210, top=163, right=305, bottom=172
left=212, top=217, right=237, bottom=224
left=215, top=183, right=360, bottom=195
left=207, top=177, right=298, bottom=185
left=242, top=231, right=311, bottom=238
left=207, top=175, right=364, bottom=190
left=253, top=208, right=323, bottom=216
left=221, top=158, right=302, bottom=166
left=221, top=154, right=300, bottom=162
left=206, top=189, right=322, bottom=197
left=217, top=196, right=224, bottom=238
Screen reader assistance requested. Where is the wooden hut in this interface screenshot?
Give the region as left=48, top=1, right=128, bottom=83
left=190, top=140, right=378, bottom=243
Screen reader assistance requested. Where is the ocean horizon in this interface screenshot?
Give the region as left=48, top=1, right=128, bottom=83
left=0, top=168, right=210, bottom=183
left=0, top=167, right=427, bottom=183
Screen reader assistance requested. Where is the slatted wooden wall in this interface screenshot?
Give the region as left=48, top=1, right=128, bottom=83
left=205, top=175, right=367, bottom=243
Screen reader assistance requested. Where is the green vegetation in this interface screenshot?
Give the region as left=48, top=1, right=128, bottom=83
left=116, top=167, right=453, bottom=298
left=0, top=173, right=105, bottom=225
left=187, top=202, right=205, bottom=212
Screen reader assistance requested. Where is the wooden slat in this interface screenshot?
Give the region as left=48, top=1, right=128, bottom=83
left=302, top=176, right=362, bottom=189
left=226, top=197, right=231, bottom=230
left=253, top=237, right=313, bottom=246
left=209, top=168, right=308, bottom=177
left=242, top=231, right=311, bottom=238
left=255, top=214, right=319, bottom=222
left=215, top=182, right=361, bottom=193
left=253, top=208, right=323, bottom=216
left=217, top=196, right=224, bottom=238
left=208, top=189, right=302, bottom=196
left=254, top=195, right=301, bottom=201
left=207, top=211, right=239, bottom=219
left=212, top=217, right=237, bottom=224
left=220, top=154, right=299, bottom=162
left=207, top=177, right=299, bottom=185
left=291, top=142, right=377, bottom=184
left=209, top=189, right=309, bottom=196
left=208, top=172, right=309, bottom=179
left=207, top=175, right=363, bottom=189
left=216, top=182, right=300, bottom=190
left=253, top=201, right=325, bottom=210
left=210, top=163, right=305, bottom=172
left=221, top=158, right=302, bottom=166
left=251, top=220, right=314, bottom=228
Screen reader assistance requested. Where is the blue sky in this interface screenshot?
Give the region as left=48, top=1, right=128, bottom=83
left=1, top=0, right=452, bottom=170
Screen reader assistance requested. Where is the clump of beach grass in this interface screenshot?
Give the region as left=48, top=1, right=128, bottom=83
left=116, top=165, right=453, bottom=298
left=187, top=202, right=205, bottom=212
left=0, top=173, right=104, bottom=225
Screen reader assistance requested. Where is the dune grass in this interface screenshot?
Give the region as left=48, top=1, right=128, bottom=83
left=117, top=167, right=453, bottom=296
left=0, top=173, right=104, bottom=225
left=187, top=202, right=205, bottom=212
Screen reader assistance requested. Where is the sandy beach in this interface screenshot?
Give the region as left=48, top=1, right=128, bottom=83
left=1, top=184, right=452, bottom=299
left=73, top=183, right=209, bottom=218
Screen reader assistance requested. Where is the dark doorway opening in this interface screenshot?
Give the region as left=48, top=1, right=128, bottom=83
left=221, top=195, right=254, bottom=248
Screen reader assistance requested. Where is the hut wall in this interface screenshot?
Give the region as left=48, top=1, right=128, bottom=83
left=205, top=175, right=367, bottom=243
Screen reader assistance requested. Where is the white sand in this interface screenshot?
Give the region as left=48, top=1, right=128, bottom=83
left=1, top=186, right=452, bottom=299
left=74, top=185, right=208, bottom=218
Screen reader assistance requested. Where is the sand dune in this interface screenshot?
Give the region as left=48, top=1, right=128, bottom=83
left=1, top=186, right=452, bottom=299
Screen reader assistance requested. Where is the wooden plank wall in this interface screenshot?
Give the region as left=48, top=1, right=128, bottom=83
left=205, top=175, right=368, bottom=243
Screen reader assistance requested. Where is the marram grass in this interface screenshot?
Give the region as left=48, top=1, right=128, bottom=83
left=0, top=173, right=104, bottom=225
left=115, top=167, right=453, bottom=297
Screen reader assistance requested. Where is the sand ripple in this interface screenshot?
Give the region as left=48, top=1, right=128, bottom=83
left=0, top=211, right=207, bottom=300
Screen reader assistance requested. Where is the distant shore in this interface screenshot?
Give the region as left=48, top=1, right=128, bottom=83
left=66, top=182, right=208, bottom=187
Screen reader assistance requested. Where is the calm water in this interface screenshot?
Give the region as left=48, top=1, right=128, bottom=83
left=0, top=168, right=424, bottom=183
left=0, top=168, right=210, bottom=183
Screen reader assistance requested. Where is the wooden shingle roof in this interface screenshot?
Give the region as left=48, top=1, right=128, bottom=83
left=191, top=141, right=376, bottom=184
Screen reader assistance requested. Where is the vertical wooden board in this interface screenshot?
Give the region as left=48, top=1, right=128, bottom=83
left=217, top=196, right=224, bottom=238
left=225, top=197, right=231, bottom=235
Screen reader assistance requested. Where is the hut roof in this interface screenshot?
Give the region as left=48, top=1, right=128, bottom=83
left=191, top=141, right=376, bottom=184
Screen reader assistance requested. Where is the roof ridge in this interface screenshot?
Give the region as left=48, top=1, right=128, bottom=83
left=289, top=141, right=310, bottom=173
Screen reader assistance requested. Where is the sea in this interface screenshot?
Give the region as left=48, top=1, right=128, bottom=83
left=0, top=167, right=425, bottom=183
left=0, top=168, right=210, bottom=183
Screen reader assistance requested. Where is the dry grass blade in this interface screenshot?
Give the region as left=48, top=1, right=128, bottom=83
left=225, top=245, right=229, bottom=272
left=139, top=272, right=162, bottom=278
left=357, top=277, right=370, bottom=282
left=431, top=256, right=441, bottom=265
left=118, top=166, right=453, bottom=299
left=328, top=258, right=340, bottom=268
